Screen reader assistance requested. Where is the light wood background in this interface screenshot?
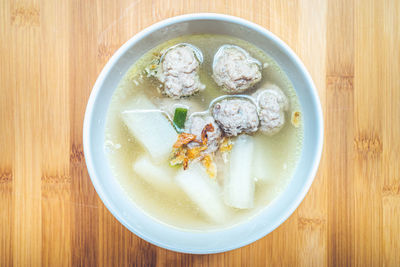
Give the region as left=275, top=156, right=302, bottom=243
left=1, top=0, right=399, bottom=266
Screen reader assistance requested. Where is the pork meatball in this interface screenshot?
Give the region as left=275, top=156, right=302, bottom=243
left=212, top=98, right=259, bottom=136
left=186, top=115, right=222, bottom=153
left=253, top=85, right=289, bottom=135
left=158, top=44, right=205, bottom=98
left=212, top=45, right=262, bottom=93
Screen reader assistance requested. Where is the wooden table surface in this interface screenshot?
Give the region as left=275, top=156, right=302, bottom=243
left=1, top=0, right=400, bottom=266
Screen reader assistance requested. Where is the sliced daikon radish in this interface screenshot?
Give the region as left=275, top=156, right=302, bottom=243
left=175, top=163, right=228, bottom=223
left=133, top=156, right=177, bottom=193
left=252, top=135, right=280, bottom=183
left=253, top=148, right=278, bottom=183
left=224, top=134, right=255, bottom=209
left=121, top=96, right=177, bottom=162
left=252, top=139, right=273, bottom=182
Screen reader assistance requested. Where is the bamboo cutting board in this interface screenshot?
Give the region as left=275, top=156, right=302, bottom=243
left=1, top=0, right=399, bottom=266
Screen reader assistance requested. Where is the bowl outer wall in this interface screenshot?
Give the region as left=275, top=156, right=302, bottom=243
left=83, top=13, right=324, bottom=254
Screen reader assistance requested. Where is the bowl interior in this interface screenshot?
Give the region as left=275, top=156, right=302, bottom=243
left=84, top=14, right=323, bottom=254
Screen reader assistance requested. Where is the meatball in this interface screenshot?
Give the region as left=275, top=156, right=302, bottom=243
left=185, top=115, right=222, bottom=153
left=253, top=85, right=289, bottom=135
left=212, top=45, right=262, bottom=93
left=212, top=98, right=259, bottom=136
left=158, top=45, right=205, bottom=98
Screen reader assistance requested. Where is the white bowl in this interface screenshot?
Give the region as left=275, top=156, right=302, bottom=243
left=83, top=13, right=323, bottom=254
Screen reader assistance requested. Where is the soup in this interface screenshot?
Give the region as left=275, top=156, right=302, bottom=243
left=105, top=34, right=303, bottom=230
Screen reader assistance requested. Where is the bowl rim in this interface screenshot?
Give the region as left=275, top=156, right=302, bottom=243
left=83, top=13, right=324, bottom=254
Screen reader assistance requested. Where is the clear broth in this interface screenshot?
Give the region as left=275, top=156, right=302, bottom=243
left=105, top=34, right=303, bottom=231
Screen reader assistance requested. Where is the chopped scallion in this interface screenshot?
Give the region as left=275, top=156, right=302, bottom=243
left=173, top=107, right=188, bottom=132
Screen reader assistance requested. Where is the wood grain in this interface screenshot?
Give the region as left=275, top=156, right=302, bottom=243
left=1, top=0, right=399, bottom=266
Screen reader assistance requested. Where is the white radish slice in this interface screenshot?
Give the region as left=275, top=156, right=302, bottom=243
left=175, top=163, right=229, bottom=223
left=252, top=139, right=274, bottom=183
left=224, top=134, right=255, bottom=209
left=133, top=156, right=177, bottom=193
left=252, top=134, right=285, bottom=183
left=121, top=96, right=177, bottom=162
